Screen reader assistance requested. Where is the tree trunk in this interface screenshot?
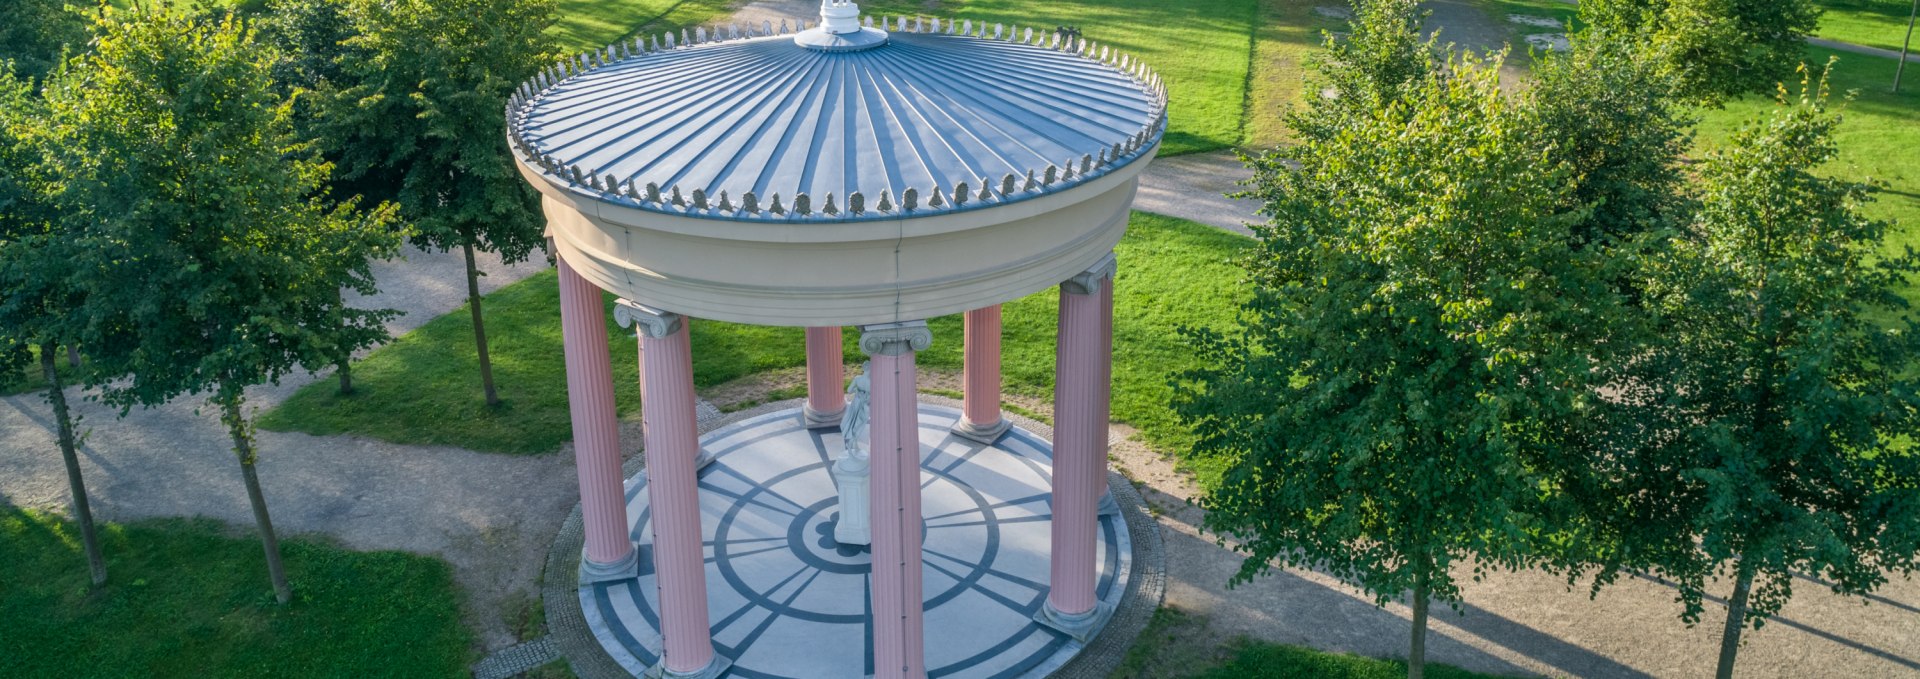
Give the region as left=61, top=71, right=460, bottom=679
left=1409, top=573, right=1430, bottom=679
left=221, top=392, right=292, bottom=604
left=336, top=359, right=353, bottom=395
left=463, top=241, right=500, bottom=407
left=1715, top=566, right=1756, bottom=679
left=1895, top=0, right=1916, bottom=92
left=41, top=344, right=106, bottom=587
left=65, top=345, right=80, bottom=369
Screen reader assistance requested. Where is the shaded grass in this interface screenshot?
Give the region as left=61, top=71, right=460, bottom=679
left=1114, top=608, right=1509, bottom=679
left=1194, top=642, right=1514, bottom=679
left=259, top=213, right=1252, bottom=456
left=1815, top=0, right=1918, bottom=53
left=0, top=507, right=472, bottom=679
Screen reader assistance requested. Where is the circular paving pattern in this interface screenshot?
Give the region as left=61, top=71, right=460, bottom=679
left=579, top=403, right=1131, bottom=678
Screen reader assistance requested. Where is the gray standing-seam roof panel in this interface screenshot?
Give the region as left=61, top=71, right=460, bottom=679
left=508, top=20, right=1168, bottom=222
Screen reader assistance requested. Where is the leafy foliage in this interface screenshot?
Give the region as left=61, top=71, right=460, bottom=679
left=1285, top=0, right=1439, bottom=146
left=1603, top=68, right=1920, bottom=646
left=320, top=0, right=553, bottom=261
left=0, top=65, right=46, bottom=394
left=1183, top=23, right=1612, bottom=632
left=1522, top=27, right=1694, bottom=249
left=37, top=7, right=399, bottom=410
left=0, top=0, right=89, bottom=82
left=1183, top=3, right=1635, bottom=675
left=1583, top=0, right=1823, bottom=102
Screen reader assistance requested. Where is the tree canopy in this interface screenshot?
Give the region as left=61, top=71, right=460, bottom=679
left=320, top=0, right=552, bottom=255
left=40, top=8, right=399, bottom=409
left=32, top=7, right=401, bottom=602
left=1183, top=6, right=1634, bottom=677
left=1583, top=0, right=1822, bottom=102
left=1523, top=27, right=1694, bottom=249
left=1602, top=69, right=1920, bottom=678
left=316, top=0, right=555, bottom=405
left=0, top=0, right=89, bottom=82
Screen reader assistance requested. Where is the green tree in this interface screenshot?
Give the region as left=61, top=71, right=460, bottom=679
left=0, top=63, right=109, bottom=587
left=1286, top=0, right=1439, bottom=145
left=259, top=0, right=389, bottom=395
left=1608, top=69, right=1920, bottom=679
left=1584, top=0, right=1822, bottom=103
left=1522, top=27, right=1693, bottom=249
left=1181, top=45, right=1629, bottom=679
left=0, top=0, right=88, bottom=82
left=319, top=0, right=555, bottom=406
left=38, top=8, right=400, bottom=603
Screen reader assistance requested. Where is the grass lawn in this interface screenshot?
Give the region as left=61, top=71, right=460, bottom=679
left=1456, top=0, right=1919, bottom=301
left=1694, top=48, right=1920, bottom=298
left=548, top=0, right=736, bottom=51
left=0, top=507, right=473, bottom=678
left=1113, top=608, right=1509, bottom=679
left=1815, top=0, right=1918, bottom=52
left=259, top=213, right=1252, bottom=456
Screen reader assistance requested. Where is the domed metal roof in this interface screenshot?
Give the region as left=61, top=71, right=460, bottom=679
left=506, top=15, right=1167, bottom=222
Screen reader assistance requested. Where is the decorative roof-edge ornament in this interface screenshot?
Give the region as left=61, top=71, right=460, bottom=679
left=504, top=15, right=1169, bottom=224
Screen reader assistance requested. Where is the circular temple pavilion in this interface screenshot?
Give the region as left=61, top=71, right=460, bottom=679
left=506, top=3, right=1166, bottom=677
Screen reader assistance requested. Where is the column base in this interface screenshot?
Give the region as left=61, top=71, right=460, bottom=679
left=578, top=544, right=641, bottom=585
left=1033, top=599, right=1117, bottom=644
left=802, top=404, right=846, bottom=430
left=951, top=416, right=1012, bottom=445
left=644, top=654, right=733, bottom=679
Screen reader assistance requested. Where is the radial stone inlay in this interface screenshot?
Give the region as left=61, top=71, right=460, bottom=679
left=580, top=404, right=1131, bottom=678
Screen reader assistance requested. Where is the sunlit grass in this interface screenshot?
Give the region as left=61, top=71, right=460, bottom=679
left=1815, top=0, right=1917, bottom=52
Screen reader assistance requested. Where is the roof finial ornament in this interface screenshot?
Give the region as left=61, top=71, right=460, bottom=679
left=798, top=0, right=888, bottom=51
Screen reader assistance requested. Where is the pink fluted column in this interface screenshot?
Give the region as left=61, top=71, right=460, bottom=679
left=558, top=256, right=637, bottom=582
left=803, top=327, right=846, bottom=428
left=621, top=302, right=727, bottom=678
left=1039, top=254, right=1116, bottom=642
left=862, top=321, right=933, bottom=679
left=954, top=306, right=1011, bottom=443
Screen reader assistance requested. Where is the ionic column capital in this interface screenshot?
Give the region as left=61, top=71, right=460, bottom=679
left=614, top=299, right=684, bottom=338
left=858, top=320, right=932, bottom=357
left=1062, top=252, right=1118, bottom=295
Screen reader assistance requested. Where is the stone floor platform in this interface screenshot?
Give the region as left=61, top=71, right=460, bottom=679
left=578, top=403, right=1133, bottom=679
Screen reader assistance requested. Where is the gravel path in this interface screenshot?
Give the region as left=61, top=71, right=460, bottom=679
left=1107, top=428, right=1920, bottom=679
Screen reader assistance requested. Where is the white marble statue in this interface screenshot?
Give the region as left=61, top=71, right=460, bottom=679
left=833, top=374, right=872, bottom=545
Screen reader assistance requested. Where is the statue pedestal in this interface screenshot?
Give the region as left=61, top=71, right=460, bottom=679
left=831, top=456, right=871, bottom=546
